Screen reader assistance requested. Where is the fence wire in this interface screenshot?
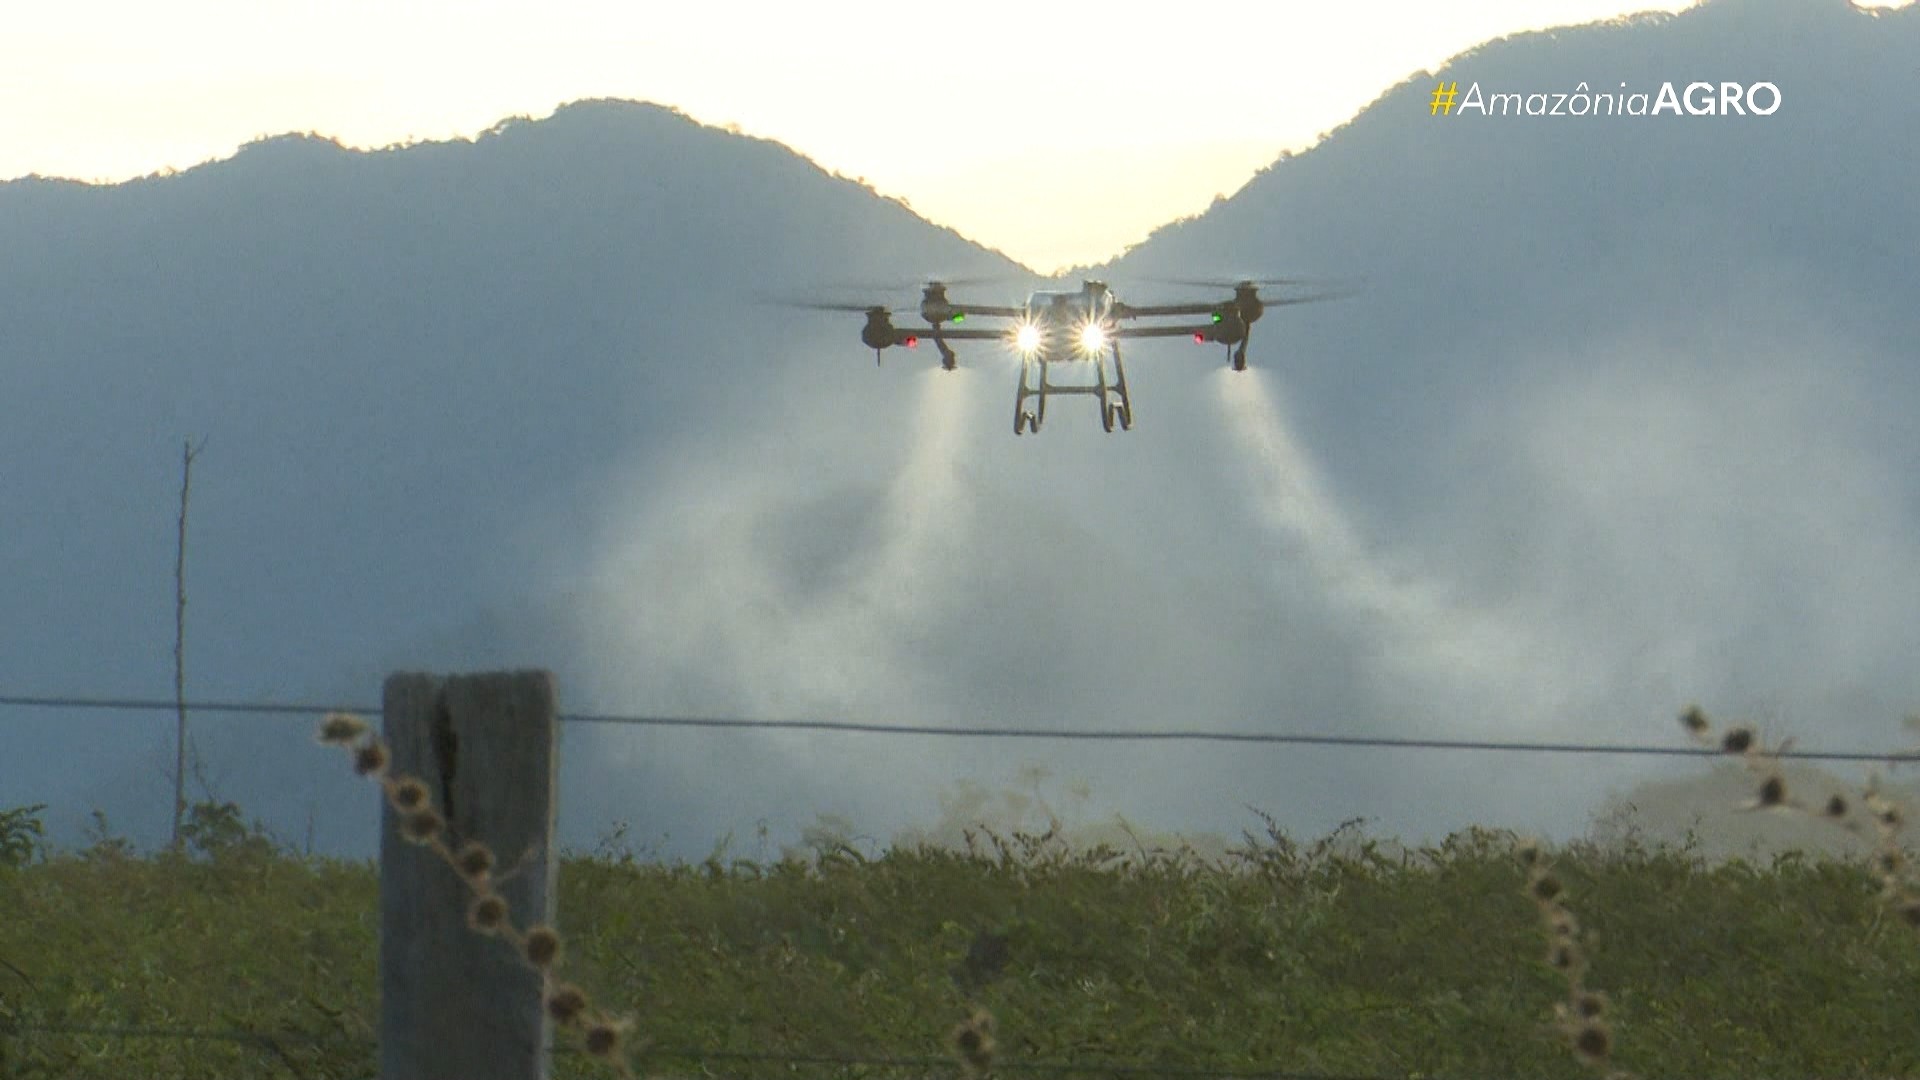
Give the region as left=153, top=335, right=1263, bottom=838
left=2, top=692, right=1915, bottom=763
left=0, top=1023, right=1880, bottom=1080
left=0, top=1021, right=1425, bottom=1080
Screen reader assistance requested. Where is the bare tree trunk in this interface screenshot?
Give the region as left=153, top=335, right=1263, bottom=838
left=171, top=438, right=205, bottom=852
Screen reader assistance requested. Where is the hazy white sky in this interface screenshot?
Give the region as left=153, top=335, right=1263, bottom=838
left=2, top=0, right=1909, bottom=270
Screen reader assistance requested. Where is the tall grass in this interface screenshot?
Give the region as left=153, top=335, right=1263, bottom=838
left=2, top=706, right=1917, bottom=1079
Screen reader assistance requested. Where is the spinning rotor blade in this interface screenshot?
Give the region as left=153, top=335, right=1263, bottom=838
left=758, top=295, right=907, bottom=314
left=925, top=274, right=1025, bottom=288
left=1146, top=274, right=1365, bottom=295
left=1135, top=276, right=1364, bottom=312
left=786, top=300, right=896, bottom=313
left=1264, top=288, right=1355, bottom=306
left=1151, top=275, right=1312, bottom=289
left=820, top=273, right=1033, bottom=293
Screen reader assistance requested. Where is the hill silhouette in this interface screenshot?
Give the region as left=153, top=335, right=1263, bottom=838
left=1092, top=0, right=1920, bottom=854
left=0, top=100, right=1032, bottom=852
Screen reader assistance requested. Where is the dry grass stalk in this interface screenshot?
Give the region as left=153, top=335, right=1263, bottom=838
left=317, top=711, right=640, bottom=1077
left=1679, top=705, right=1920, bottom=922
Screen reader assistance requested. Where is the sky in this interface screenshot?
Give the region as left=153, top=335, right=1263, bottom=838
left=7, top=0, right=1906, bottom=272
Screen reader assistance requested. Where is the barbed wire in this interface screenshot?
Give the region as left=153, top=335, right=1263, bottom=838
left=5, top=1022, right=1888, bottom=1080
left=0, top=1021, right=1508, bottom=1080
left=622, top=1046, right=1408, bottom=1080
left=0, top=1020, right=330, bottom=1047
left=2, top=691, right=1915, bottom=763
left=0, top=1020, right=346, bottom=1078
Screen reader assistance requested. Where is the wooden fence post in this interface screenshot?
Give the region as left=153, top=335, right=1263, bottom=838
left=380, top=670, right=559, bottom=1080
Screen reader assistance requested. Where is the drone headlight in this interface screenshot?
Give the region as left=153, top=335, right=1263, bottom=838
left=1015, top=323, right=1042, bottom=355
left=1079, top=321, right=1106, bottom=355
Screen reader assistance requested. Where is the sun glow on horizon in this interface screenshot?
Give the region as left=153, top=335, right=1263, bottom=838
left=4, top=0, right=1912, bottom=271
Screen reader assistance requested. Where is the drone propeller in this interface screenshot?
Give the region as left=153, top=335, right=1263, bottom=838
left=757, top=295, right=911, bottom=316
left=1263, top=290, right=1352, bottom=306
left=777, top=299, right=897, bottom=313
left=1147, top=273, right=1366, bottom=292
left=1145, top=275, right=1363, bottom=311
left=818, top=273, right=1032, bottom=294
left=1127, top=275, right=1362, bottom=371
left=1152, top=275, right=1313, bottom=290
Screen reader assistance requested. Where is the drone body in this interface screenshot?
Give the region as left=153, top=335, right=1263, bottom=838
left=794, top=277, right=1338, bottom=434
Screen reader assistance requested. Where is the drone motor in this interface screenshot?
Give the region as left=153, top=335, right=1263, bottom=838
left=859, top=307, right=896, bottom=351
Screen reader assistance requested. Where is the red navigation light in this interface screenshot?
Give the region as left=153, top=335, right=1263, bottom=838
left=904, top=335, right=919, bottom=348
left=1193, top=332, right=1205, bottom=344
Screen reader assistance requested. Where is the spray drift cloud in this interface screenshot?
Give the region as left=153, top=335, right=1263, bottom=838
left=1212, top=368, right=1602, bottom=727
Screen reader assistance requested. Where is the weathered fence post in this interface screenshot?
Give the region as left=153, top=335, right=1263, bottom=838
left=380, top=670, right=559, bottom=1080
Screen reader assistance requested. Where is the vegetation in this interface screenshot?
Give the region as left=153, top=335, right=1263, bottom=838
left=3, top=804, right=1920, bottom=1080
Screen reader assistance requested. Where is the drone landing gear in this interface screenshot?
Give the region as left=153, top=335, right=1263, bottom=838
left=1012, top=347, right=1132, bottom=436
left=1014, top=373, right=1045, bottom=434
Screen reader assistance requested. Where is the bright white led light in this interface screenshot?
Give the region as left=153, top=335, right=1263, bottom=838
left=1079, top=322, right=1106, bottom=354
left=1015, top=324, right=1041, bottom=354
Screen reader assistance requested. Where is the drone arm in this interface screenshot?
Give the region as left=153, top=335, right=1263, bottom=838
left=896, top=328, right=1007, bottom=342
left=1113, top=302, right=1218, bottom=318
left=1113, top=324, right=1229, bottom=339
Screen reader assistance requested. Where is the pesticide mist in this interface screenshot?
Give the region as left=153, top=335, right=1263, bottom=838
left=1213, top=369, right=1600, bottom=725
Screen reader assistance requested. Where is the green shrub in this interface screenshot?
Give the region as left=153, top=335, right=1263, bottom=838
left=0, top=803, right=46, bottom=868
left=180, top=799, right=280, bottom=862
